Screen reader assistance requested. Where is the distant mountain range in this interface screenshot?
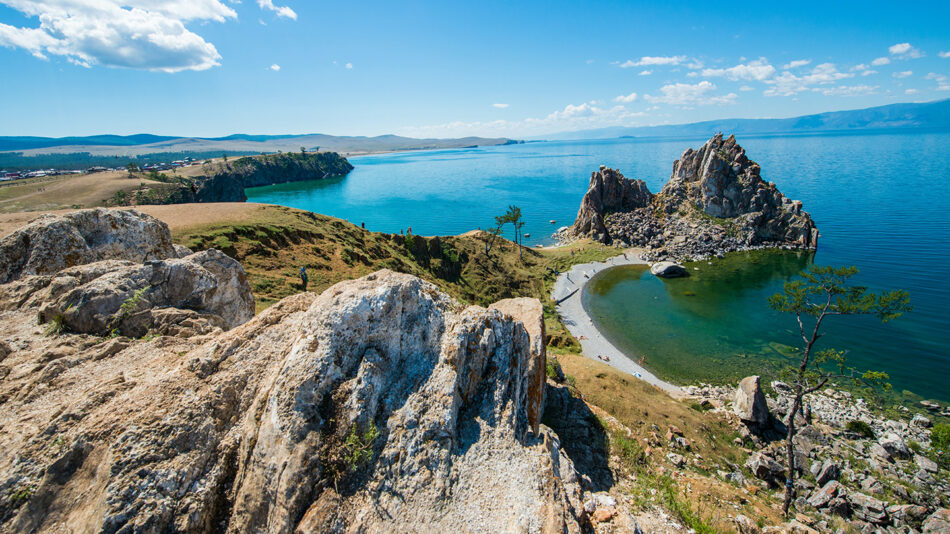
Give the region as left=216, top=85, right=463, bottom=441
left=539, top=99, right=950, bottom=140
left=0, top=133, right=522, bottom=156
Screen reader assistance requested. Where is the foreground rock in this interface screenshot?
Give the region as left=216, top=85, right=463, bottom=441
left=734, top=375, right=770, bottom=427
left=564, top=134, right=819, bottom=261
left=0, top=209, right=253, bottom=337
left=0, top=241, right=592, bottom=533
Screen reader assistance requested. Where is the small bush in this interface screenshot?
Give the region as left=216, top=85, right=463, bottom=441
left=611, top=430, right=646, bottom=469
left=846, top=420, right=875, bottom=438
left=545, top=358, right=564, bottom=382
left=343, top=422, right=380, bottom=472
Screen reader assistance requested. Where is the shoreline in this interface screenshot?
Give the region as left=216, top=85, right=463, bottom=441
left=551, top=251, right=684, bottom=398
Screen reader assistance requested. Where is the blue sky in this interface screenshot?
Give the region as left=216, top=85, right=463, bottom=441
left=1, top=0, right=949, bottom=138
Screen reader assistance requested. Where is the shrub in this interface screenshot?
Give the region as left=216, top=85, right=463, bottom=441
left=343, top=422, right=380, bottom=472
left=846, top=420, right=875, bottom=439
left=932, top=424, right=950, bottom=454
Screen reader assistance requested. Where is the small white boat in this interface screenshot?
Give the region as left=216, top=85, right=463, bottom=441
left=523, top=233, right=530, bottom=238
left=549, top=219, right=556, bottom=224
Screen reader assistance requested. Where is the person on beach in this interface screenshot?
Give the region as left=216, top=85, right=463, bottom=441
left=408, top=226, right=412, bottom=234
left=300, top=266, right=308, bottom=292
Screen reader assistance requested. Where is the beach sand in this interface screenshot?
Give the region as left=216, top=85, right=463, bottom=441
left=551, top=251, right=684, bottom=398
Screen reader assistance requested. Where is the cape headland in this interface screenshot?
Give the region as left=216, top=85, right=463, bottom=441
left=562, top=133, right=819, bottom=262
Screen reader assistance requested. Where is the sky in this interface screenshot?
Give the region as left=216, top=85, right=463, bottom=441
left=1, top=0, right=949, bottom=138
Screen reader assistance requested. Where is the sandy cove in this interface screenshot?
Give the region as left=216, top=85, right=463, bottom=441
left=551, top=250, right=684, bottom=398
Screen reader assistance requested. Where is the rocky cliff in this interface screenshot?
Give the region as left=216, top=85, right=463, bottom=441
left=130, top=152, right=354, bottom=205
left=0, top=209, right=594, bottom=533
left=566, top=134, right=818, bottom=261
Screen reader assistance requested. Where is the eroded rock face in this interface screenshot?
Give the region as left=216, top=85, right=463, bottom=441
left=0, top=208, right=176, bottom=284
left=0, top=270, right=587, bottom=533
left=568, top=166, right=653, bottom=242
left=563, top=134, right=819, bottom=261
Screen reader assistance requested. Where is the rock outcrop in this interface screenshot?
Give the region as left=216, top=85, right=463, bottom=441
left=650, top=261, right=688, bottom=278
left=0, top=208, right=175, bottom=283
left=564, top=134, right=819, bottom=261
left=0, top=211, right=591, bottom=532
left=569, top=166, right=653, bottom=242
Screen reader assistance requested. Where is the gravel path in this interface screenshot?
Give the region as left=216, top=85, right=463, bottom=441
left=551, top=251, right=684, bottom=398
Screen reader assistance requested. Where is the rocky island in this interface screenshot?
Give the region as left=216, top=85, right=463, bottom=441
left=563, top=134, right=819, bottom=262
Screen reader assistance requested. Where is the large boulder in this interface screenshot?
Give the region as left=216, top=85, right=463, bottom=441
left=32, top=249, right=254, bottom=336
left=0, top=208, right=176, bottom=284
left=734, top=375, right=770, bottom=426
left=746, top=452, right=785, bottom=485
left=923, top=509, right=950, bottom=533
left=0, top=270, right=589, bottom=533
left=850, top=492, right=889, bottom=525
left=650, top=261, right=688, bottom=278
left=878, top=432, right=912, bottom=459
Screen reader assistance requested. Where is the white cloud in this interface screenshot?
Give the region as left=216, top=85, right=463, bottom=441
left=905, top=88, right=920, bottom=95
left=940, top=51, right=950, bottom=59
left=0, top=0, right=236, bottom=72
left=269, top=63, right=280, bottom=71
left=492, top=103, right=509, bottom=109
left=889, top=42, right=922, bottom=58
left=926, top=72, right=950, bottom=91
left=257, top=0, right=297, bottom=20
left=644, top=81, right=737, bottom=106
left=763, top=63, right=854, bottom=96
left=893, top=70, right=913, bottom=79
left=852, top=64, right=869, bottom=71
left=345, top=62, right=353, bottom=69
left=739, top=85, right=754, bottom=91
left=638, top=69, right=652, bottom=76
left=861, top=70, right=877, bottom=77
left=782, top=59, right=811, bottom=69
left=820, top=84, right=878, bottom=96
left=871, top=57, right=891, bottom=66
left=619, top=55, right=687, bottom=68
left=702, top=58, right=775, bottom=81
left=613, top=92, right=638, bottom=103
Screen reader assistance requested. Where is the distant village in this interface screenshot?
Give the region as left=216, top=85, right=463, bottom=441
left=0, top=157, right=204, bottom=182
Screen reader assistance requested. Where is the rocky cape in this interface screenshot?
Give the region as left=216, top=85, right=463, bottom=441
left=135, top=151, right=353, bottom=205
left=563, top=134, right=819, bottom=262
left=0, top=209, right=609, bottom=533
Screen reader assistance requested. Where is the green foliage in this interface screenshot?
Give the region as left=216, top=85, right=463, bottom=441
left=43, top=306, right=71, bottom=336
left=119, top=286, right=150, bottom=317
left=932, top=424, right=950, bottom=455
left=769, top=265, right=911, bottom=322
left=846, top=420, right=875, bottom=439
left=545, top=357, right=565, bottom=381
left=7, top=484, right=34, bottom=506
left=343, top=422, right=380, bottom=472
left=610, top=430, right=646, bottom=469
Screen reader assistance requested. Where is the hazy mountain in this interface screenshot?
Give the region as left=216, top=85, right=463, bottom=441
left=539, top=99, right=950, bottom=140
left=0, top=133, right=521, bottom=156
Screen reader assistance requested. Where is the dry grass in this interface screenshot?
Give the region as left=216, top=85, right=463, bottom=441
left=0, top=170, right=167, bottom=214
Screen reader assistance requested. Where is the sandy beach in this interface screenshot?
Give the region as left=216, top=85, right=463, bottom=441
left=551, top=251, right=684, bottom=398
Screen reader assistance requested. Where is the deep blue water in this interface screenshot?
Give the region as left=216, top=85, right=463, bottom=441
left=247, top=132, right=950, bottom=402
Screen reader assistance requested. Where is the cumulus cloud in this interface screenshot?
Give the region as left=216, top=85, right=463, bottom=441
left=871, top=57, right=891, bottom=66
left=639, top=69, right=652, bottom=76
left=940, top=51, right=950, bottom=59
left=269, top=63, right=280, bottom=71
left=764, top=63, right=854, bottom=96
left=905, top=88, right=920, bottom=95
left=889, top=42, right=922, bottom=58
left=702, top=58, right=775, bottom=81
left=345, top=62, right=353, bottom=69
left=861, top=70, right=878, bottom=77
left=926, top=72, right=950, bottom=91
left=0, top=0, right=236, bottom=72
left=782, top=59, right=811, bottom=69
left=820, top=84, right=878, bottom=96
left=645, top=81, right=737, bottom=106
left=619, top=55, right=686, bottom=68
left=257, top=0, right=297, bottom=20
left=739, top=85, right=754, bottom=91
left=492, top=103, right=509, bottom=109
left=614, top=92, right=638, bottom=103
left=893, top=70, right=913, bottom=79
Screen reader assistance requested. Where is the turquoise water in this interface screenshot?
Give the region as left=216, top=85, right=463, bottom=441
left=247, top=132, right=950, bottom=402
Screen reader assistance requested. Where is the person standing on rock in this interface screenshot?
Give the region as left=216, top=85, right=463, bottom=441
left=300, top=266, right=309, bottom=292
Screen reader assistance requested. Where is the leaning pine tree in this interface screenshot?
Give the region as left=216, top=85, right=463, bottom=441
left=767, top=265, right=911, bottom=517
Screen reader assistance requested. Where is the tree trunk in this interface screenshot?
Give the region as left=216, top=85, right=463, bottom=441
left=783, top=390, right=804, bottom=516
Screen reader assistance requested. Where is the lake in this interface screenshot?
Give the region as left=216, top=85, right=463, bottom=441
left=247, top=132, right=950, bottom=403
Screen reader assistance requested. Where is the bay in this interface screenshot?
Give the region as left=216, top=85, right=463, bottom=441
left=247, top=131, right=950, bottom=402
